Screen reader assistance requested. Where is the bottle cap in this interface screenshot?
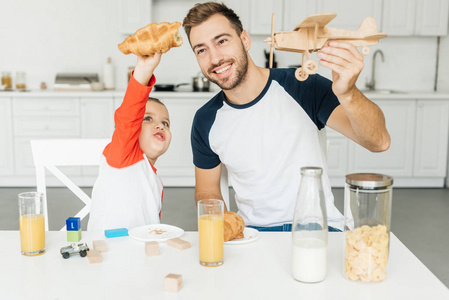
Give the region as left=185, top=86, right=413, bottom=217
left=300, top=166, right=322, bottom=176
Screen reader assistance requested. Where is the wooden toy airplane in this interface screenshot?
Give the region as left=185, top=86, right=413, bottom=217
left=264, top=13, right=387, bottom=81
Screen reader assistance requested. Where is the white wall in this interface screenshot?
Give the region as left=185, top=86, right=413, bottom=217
left=0, top=0, right=444, bottom=92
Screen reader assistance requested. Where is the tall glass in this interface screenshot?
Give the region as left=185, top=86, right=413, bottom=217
left=344, top=173, right=393, bottom=282
left=198, top=199, right=224, bottom=267
left=18, top=192, right=45, bottom=256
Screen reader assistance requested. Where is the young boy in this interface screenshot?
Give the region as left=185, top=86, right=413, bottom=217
left=87, top=52, right=172, bottom=231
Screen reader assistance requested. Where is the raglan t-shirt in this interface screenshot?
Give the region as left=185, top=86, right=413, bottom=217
left=87, top=74, right=163, bottom=231
left=191, top=68, right=344, bottom=230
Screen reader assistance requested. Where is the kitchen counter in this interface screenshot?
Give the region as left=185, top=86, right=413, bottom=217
left=1, top=90, right=449, bottom=99
left=0, top=90, right=219, bottom=99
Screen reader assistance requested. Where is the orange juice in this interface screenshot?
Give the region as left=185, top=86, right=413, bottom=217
left=199, top=214, right=224, bottom=266
left=19, top=214, right=45, bottom=256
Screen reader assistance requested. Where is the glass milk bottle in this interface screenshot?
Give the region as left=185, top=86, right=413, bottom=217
left=292, top=167, right=328, bottom=283
left=344, top=173, right=393, bottom=283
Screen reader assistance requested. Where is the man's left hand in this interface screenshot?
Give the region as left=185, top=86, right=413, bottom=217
left=317, top=41, right=364, bottom=101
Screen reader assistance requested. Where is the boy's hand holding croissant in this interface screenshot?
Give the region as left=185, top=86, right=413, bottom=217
left=133, top=53, right=162, bottom=86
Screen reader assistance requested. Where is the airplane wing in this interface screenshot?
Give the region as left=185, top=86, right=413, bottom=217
left=294, top=13, right=337, bottom=31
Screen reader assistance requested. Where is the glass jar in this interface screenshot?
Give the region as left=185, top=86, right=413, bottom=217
left=291, top=167, right=328, bottom=283
left=1, top=72, right=12, bottom=89
left=16, top=72, right=26, bottom=90
left=344, top=173, right=393, bottom=283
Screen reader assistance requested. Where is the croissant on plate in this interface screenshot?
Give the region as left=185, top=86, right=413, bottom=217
left=118, top=22, right=183, bottom=56
left=224, top=211, right=245, bottom=242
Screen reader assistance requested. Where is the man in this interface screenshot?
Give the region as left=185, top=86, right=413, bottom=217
left=183, top=2, right=390, bottom=231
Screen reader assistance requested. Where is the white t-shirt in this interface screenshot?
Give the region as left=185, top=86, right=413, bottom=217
left=88, top=155, right=162, bottom=231
left=191, top=68, right=344, bottom=230
left=87, top=74, right=163, bottom=231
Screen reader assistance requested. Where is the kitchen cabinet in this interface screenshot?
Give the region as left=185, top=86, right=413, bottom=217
left=233, top=0, right=382, bottom=35
left=80, top=98, right=114, bottom=177
left=155, top=98, right=207, bottom=186
left=315, top=0, right=382, bottom=31
left=118, top=0, right=152, bottom=34
left=283, top=0, right=317, bottom=31
left=0, top=97, right=14, bottom=176
left=383, top=0, right=449, bottom=36
left=326, top=129, right=348, bottom=176
left=248, top=0, right=284, bottom=35
left=2, top=92, right=448, bottom=188
left=414, top=100, right=449, bottom=176
left=0, top=92, right=213, bottom=187
left=80, top=98, right=114, bottom=139
left=12, top=98, right=80, bottom=176
left=347, top=100, right=416, bottom=177
left=221, top=0, right=250, bottom=32
left=327, top=97, right=449, bottom=187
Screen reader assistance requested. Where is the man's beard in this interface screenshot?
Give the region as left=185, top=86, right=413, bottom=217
left=204, top=42, right=249, bottom=91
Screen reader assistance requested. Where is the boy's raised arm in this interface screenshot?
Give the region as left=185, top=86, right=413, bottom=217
left=104, top=53, right=162, bottom=168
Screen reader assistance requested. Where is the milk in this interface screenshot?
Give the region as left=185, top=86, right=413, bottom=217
left=292, top=238, right=327, bottom=282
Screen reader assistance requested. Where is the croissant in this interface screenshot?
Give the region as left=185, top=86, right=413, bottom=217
left=118, top=22, right=183, bottom=56
left=224, top=211, right=245, bottom=242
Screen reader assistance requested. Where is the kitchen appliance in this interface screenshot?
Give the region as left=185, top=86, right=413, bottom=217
left=54, top=73, right=99, bottom=91
left=193, top=72, right=210, bottom=92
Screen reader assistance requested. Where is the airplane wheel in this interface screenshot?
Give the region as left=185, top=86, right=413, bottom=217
left=295, top=68, right=309, bottom=81
left=304, top=60, right=318, bottom=74
left=362, top=46, right=370, bottom=55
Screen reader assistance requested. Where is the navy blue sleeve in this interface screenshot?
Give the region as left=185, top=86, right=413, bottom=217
left=191, top=96, right=223, bottom=169
left=275, top=69, right=340, bottom=130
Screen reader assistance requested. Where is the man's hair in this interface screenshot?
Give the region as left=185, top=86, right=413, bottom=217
left=148, top=97, right=165, bottom=106
left=182, top=2, right=243, bottom=41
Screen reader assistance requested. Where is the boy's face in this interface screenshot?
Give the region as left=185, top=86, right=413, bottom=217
left=139, top=101, right=172, bottom=164
left=189, top=14, right=249, bottom=90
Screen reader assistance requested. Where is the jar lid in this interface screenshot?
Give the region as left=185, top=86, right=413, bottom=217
left=345, top=173, right=393, bottom=188
left=301, top=166, right=322, bottom=176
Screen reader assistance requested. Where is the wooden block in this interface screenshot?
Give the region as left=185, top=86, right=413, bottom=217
left=67, top=229, right=81, bottom=242
left=66, top=217, right=81, bottom=231
left=92, top=240, right=108, bottom=252
left=164, top=273, right=182, bottom=293
left=104, top=228, right=128, bottom=238
left=167, top=238, right=191, bottom=250
left=87, top=250, right=103, bottom=264
left=145, top=241, right=159, bottom=256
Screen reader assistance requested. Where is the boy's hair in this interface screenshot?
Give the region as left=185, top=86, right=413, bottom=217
left=182, top=2, right=243, bottom=41
left=148, top=97, right=165, bottom=107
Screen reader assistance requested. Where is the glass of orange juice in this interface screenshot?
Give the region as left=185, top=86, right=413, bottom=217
left=18, top=192, right=45, bottom=256
left=198, top=199, right=224, bottom=267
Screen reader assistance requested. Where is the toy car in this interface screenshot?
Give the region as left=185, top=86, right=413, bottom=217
left=60, top=242, right=89, bottom=259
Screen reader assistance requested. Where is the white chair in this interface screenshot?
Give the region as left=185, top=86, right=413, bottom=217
left=218, top=128, right=329, bottom=210
left=220, top=164, right=230, bottom=210
left=31, top=139, right=109, bottom=231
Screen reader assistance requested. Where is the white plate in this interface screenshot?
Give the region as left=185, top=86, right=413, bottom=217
left=225, top=227, right=260, bottom=245
left=128, top=224, right=184, bottom=242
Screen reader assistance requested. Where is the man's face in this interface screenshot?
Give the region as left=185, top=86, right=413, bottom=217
left=189, top=14, right=249, bottom=90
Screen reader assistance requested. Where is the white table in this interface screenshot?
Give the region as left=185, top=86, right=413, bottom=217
left=0, top=231, right=447, bottom=300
